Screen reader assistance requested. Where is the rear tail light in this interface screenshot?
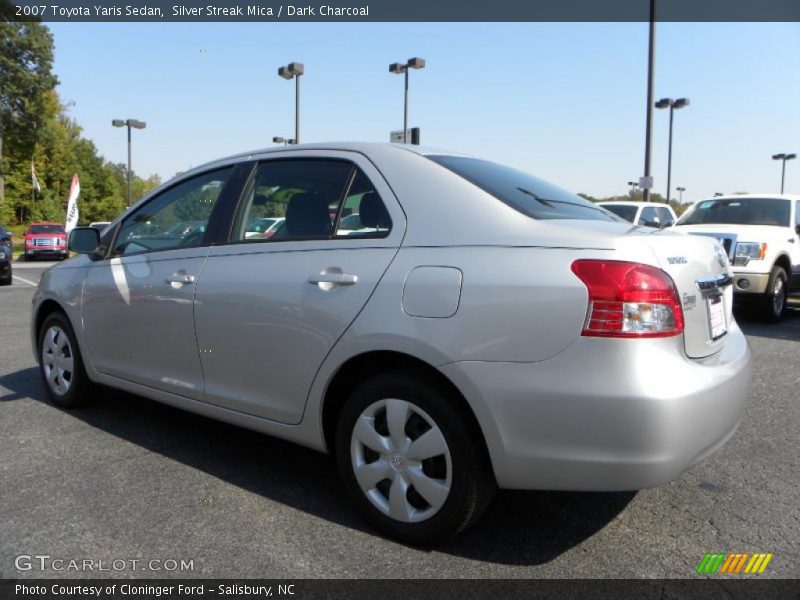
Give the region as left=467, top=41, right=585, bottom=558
left=571, top=260, right=684, bottom=338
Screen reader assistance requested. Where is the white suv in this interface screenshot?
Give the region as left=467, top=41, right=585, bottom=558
left=598, top=200, right=677, bottom=228
left=674, top=194, right=800, bottom=322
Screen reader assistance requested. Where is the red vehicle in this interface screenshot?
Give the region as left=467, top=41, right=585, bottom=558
left=24, top=222, right=69, bottom=261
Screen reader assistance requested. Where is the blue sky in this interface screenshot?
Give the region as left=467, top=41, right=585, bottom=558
left=48, top=22, right=800, bottom=202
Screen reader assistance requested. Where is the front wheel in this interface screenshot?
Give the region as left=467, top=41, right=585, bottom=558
left=761, top=266, right=788, bottom=323
left=335, top=372, right=495, bottom=545
left=38, top=312, right=94, bottom=407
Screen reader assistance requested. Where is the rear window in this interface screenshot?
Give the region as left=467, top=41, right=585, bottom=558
left=427, top=155, right=618, bottom=222
left=28, top=225, right=65, bottom=234
left=601, top=204, right=639, bottom=222
left=678, top=198, right=790, bottom=227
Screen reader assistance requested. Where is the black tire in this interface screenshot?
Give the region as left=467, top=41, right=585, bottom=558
left=761, top=266, right=788, bottom=323
left=37, top=312, right=95, bottom=408
left=335, top=371, right=496, bottom=545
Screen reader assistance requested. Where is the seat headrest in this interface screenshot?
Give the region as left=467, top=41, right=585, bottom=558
left=359, top=192, right=391, bottom=229
left=284, top=193, right=331, bottom=238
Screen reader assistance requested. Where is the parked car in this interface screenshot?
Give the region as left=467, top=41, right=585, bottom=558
left=24, top=222, right=68, bottom=261
left=244, top=217, right=285, bottom=239
left=88, top=221, right=112, bottom=232
left=674, top=194, right=800, bottom=322
left=0, top=242, right=11, bottom=285
left=598, top=200, right=677, bottom=228
left=0, top=224, right=12, bottom=249
left=34, top=143, right=751, bottom=544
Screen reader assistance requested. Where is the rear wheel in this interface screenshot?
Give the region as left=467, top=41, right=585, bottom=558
left=335, top=372, right=495, bottom=545
left=761, top=266, right=787, bottom=323
left=38, top=312, right=94, bottom=407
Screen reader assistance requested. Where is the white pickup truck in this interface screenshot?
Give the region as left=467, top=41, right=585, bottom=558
left=674, top=194, right=800, bottom=322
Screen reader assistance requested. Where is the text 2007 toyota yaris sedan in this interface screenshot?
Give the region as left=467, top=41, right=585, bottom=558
left=33, top=143, right=752, bottom=544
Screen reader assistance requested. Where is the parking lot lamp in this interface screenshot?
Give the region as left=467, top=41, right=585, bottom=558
left=676, top=186, right=686, bottom=203
left=389, top=57, right=425, bottom=143
left=772, top=153, right=796, bottom=194
left=627, top=180, right=638, bottom=200
left=655, top=97, right=689, bottom=204
left=278, top=62, right=304, bottom=143
left=112, top=118, right=146, bottom=209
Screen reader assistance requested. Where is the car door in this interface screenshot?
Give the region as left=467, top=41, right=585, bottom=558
left=193, top=152, right=405, bottom=424
left=81, top=166, right=238, bottom=398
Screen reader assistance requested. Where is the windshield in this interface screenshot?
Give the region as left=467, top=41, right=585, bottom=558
left=28, top=225, right=65, bottom=234
left=678, top=198, right=790, bottom=227
left=427, top=155, right=619, bottom=222
left=601, top=204, right=639, bottom=222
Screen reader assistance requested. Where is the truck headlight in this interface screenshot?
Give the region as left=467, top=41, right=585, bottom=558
left=733, top=242, right=767, bottom=265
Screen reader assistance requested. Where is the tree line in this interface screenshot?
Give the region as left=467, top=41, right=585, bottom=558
left=0, top=18, right=161, bottom=227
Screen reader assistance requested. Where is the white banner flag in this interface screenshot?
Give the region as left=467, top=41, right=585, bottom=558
left=65, top=173, right=80, bottom=233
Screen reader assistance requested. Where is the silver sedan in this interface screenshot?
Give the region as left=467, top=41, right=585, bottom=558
left=32, top=143, right=752, bottom=545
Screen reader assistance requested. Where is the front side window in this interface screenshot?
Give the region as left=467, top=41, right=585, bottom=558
left=638, top=206, right=660, bottom=227
left=427, top=155, right=619, bottom=222
left=678, top=198, right=791, bottom=227
left=795, top=201, right=800, bottom=228
left=657, top=207, right=675, bottom=227
left=236, top=160, right=391, bottom=242
left=112, top=168, right=233, bottom=257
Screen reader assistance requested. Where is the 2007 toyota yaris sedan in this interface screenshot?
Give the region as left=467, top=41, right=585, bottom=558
left=33, top=143, right=752, bottom=544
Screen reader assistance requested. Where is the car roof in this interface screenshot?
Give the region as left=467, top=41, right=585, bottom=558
left=598, top=201, right=672, bottom=208
left=27, top=221, right=64, bottom=226
left=692, top=193, right=800, bottom=203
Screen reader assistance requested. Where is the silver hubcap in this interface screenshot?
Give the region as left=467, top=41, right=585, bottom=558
left=773, top=276, right=785, bottom=315
left=41, top=325, right=74, bottom=396
left=350, top=399, right=452, bottom=523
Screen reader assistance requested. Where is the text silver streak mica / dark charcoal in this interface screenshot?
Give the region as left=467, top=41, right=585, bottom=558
left=32, top=143, right=752, bottom=544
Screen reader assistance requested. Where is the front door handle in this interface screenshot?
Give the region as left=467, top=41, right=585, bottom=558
left=308, top=273, right=358, bottom=287
left=166, top=272, right=196, bottom=287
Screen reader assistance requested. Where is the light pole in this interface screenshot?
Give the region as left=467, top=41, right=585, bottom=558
left=641, top=0, right=656, bottom=202
left=772, top=153, right=796, bottom=194
left=389, top=57, right=425, bottom=143
left=112, top=118, right=146, bottom=209
left=676, top=186, right=686, bottom=203
left=278, top=62, right=303, bottom=144
left=272, top=137, right=296, bottom=146
left=627, top=180, right=638, bottom=200
left=655, top=97, right=689, bottom=205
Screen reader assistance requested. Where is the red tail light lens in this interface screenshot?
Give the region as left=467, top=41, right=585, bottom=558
left=571, top=260, right=684, bottom=338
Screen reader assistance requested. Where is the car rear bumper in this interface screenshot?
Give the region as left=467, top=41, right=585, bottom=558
left=440, top=323, right=752, bottom=491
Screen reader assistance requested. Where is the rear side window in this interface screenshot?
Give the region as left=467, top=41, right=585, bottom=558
left=427, top=155, right=618, bottom=222
left=602, top=204, right=638, bottom=222
left=236, top=160, right=391, bottom=242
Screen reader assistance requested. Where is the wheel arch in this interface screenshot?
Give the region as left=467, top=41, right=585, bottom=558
left=320, top=350, right=494, bottom=477
left=773, top=254, right=792, bottom=279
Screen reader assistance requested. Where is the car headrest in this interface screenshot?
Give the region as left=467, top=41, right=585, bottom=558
left=359, top=192, right=391, bottom=229
left=284, top=193, right=331, bottom=238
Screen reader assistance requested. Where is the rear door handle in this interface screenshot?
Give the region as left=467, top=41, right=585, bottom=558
left=308, top=273, right=358, bottom=287
left=165, top=273, right=196, bottom=286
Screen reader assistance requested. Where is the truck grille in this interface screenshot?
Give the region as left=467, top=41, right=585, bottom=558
left=33, top=238, right=57, bottom=246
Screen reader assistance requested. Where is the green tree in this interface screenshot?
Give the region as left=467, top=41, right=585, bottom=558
left=0, top=18, right=58, bottom=203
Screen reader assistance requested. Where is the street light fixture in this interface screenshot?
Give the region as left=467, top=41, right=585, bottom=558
left=627, top=180, right=638, bottom=200
left=272, top=137, right=296, bottom=146
left=112, top=118, right=146, bottom=209
left=655, top=97, right=689, bottom=205
left=389, top=57, right=426, bottom=143
left=676, top=186, right=686, bottom=203
left=277, top=62, right=303, bottom=144
left=772, top=153, right=796, bottom=194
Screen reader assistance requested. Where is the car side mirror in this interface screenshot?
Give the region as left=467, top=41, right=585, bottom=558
left=795, top=223, right=800, bottom=236
left=68, top=227, right=101, bottom=255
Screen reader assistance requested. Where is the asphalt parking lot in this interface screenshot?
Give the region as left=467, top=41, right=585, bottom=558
left=1, top=263, right=798, bottom=579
